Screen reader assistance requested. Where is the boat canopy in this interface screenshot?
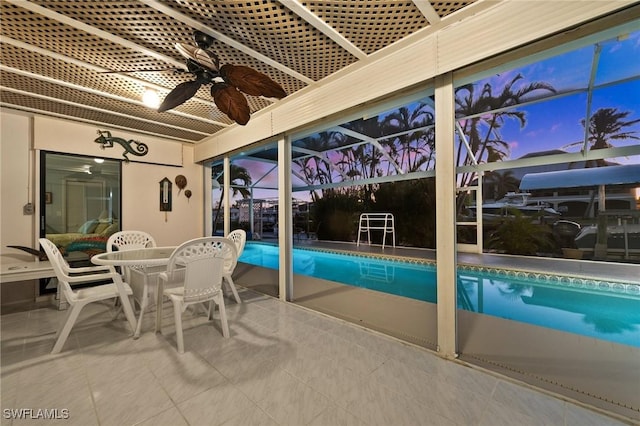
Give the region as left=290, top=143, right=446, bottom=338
left=520, top=164, right=640, bottom=190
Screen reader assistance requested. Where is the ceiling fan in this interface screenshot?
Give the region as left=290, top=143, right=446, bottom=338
left=152, top=30, right=287, bottom=125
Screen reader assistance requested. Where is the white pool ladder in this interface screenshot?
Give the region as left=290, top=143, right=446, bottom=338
left=357, top=213, right=396, bottom=249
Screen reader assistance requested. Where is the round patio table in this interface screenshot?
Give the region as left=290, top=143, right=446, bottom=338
left=92, top=247, right=176, bottom=337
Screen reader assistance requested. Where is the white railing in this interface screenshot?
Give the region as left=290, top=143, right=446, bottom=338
left=357, top=213, right=396, bottom=249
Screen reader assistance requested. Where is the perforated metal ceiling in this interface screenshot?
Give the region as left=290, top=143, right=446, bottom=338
left=0, top=0, right=476, bottom=143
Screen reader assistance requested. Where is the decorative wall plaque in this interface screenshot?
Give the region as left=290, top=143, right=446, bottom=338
left=95, top=130, right=149, bottom=162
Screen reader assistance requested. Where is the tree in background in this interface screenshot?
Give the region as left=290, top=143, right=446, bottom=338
left=576, top=107, right=640, bottom=167
left=455, top=74, right=556, bottom=188
left=483, top=170, right=520, bottom=200
left=372, top=178, right=437, bottom=248
left=212, top=163, right=252, bottom=234
left=380, top=103, right=436, bottom=173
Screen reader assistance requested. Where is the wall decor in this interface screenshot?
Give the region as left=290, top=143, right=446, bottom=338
left=94, top=130, right=149, bottom=162
left=159, top=177, right=172, bottom=221
left=45, top=192, right=53, bottom=204
left=175, top=175, right=187, bottom=195
left=184, top=189, right=192, bottom=202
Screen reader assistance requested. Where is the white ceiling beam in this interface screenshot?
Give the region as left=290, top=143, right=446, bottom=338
left=0, top=103, right=196, bottom=143
left=1, top=65, right=214, bottom=135
left=6, top=0, right=185, bottom=69
left=412, top=0, right=441, bottom=24
left=277, top=0, right=367, bottom=60
left=139, top=0, right=315, bottom=85
left=0, top=86, right=209, bottom=137
left=1, top=3, right=231, bottom=127
left=0, top=37, right=229, bottom=127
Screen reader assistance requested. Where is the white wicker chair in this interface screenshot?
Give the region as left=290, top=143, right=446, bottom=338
left=106, top=231, right=156, bottom=281
left=107, top=230, right=162, bottom=338
left=223, top=229, right=246, bottom=303
left=157, top=237, right=236, bottom=353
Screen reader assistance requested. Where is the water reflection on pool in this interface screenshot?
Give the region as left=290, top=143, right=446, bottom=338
left=239, top=243, right=640, bottom=347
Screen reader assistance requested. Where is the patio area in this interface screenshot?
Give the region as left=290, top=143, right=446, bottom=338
left=1, top=287, right=630, bottom=426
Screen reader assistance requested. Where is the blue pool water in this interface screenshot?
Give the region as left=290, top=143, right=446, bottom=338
left=239, top=243, right=640, bottom=348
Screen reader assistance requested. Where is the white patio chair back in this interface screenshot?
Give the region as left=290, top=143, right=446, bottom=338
left=157, top=237, right=235, bottom=353
left=220, top=229, right=246, bottom=304
left=39, top=238, right=134, bottom=354
left=107, top=230, right=156, bottom=252
left=227, top=229, right=246, bottom=257
left=107, top=231, right=156, bottom=277
left=107, top=230, right=163, bottom=338
left=41, top=238, right=79, bottom=304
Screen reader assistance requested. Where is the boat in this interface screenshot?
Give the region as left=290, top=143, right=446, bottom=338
left=469, top=192, right=562, bottom=223
left=574, top=223, right=640, bottom=257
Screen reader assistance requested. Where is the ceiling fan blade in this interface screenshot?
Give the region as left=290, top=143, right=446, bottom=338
left=211, top=83, right=251, bottom=125
left=175, top=43, right=218, bottom=72
left=158, top=80, right=202, bottom=113
left=220, top=64, right=286, bottom=99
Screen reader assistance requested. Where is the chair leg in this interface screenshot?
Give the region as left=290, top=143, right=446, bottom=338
left=133, top=294, right=148, bottom=339
left=56, top=281, right=69, bottom=311
left=224, top=275, right=242, bottom=304
left=155, top=282, right=165, bottom=334
left=51, top=303, right=83, bottom=354
left=215, top=295, right=229, bottom=338
left=111, top=295, right=129, bottom=320
left=207, top=300, right=215, bottom=320
left=173, top=300, right=185, bottom=353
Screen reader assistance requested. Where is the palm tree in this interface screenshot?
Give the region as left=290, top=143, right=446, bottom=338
left=484, top=170, right=520, bottom=200
left=455, top=74, right=555, bottom=213
left=455, top=73, right=556, bottom=188
left=380, top=102, right=436, bottom=173
left=212, top=163, right=252, bottom=234
left=582, top=108, right=640, bottom=167
left=293, top=131, right=344, bottom=201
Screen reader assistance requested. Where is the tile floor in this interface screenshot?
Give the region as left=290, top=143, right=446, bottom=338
left=0, top=288, right=631, bottom=426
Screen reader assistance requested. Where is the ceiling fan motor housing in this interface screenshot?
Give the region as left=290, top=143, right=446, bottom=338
left=193, top=30, right=215, bottom=50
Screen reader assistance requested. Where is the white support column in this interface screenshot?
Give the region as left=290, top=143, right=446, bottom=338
left=278, top=135, right=294, bottom=301
left=203, top=164, right=213, bottom=236
left=223, top=157, right=230, bottom=236
left=435, top=72, right=458, bottom=359
left=249, top=189, right=254, bottom=236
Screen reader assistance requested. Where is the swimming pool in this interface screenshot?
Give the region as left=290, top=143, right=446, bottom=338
left=239, top=242, right=640, bottom=348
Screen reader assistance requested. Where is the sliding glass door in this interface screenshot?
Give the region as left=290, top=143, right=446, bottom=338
left=40, top=152, right=121, bottom=265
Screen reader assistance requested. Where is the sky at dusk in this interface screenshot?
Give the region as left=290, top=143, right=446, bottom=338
left=221, top=28, right=640, bottom=204
left=472, top=30, right=640, bottom=160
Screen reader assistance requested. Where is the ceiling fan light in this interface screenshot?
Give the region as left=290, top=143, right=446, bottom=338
left=142, top=89, right=160, bottom=108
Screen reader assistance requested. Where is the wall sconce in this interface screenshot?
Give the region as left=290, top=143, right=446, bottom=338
left=142, top=89, right=160, bottom=109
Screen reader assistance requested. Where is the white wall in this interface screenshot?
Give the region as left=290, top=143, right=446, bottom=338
left=0, top=109, right=204, bottom=258
left=33, top=116, right=182, bottom=165
left=0, top=111, right=35, bottom=261
left=122, top=145, right=203, bottom=247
